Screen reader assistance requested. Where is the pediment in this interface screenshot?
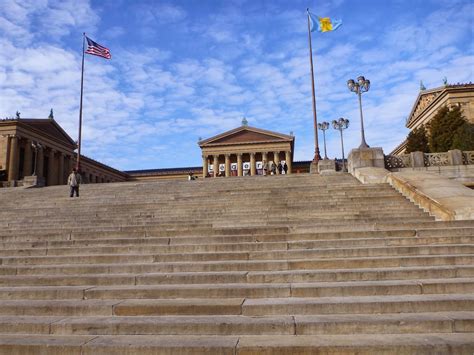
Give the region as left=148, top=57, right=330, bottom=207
left=200, top=126, right=293, bottom=147
left=21, top=118, right=76, bottom=147
left=406, top=86, right=448, bottom=127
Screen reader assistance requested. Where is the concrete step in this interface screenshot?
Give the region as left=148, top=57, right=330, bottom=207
left=4, top=235, right=474, bottom=256
left=0, top=333, right=472, bottom=354
left=3, top=254, right=473, bottom=276
left=242, top=294, right=474, bottom=316
left=1, top=278, right=472, bottom=300
left=0, top=312, right=472, bottom=336
left=2, top=244, right=474, bottom=265
left=1, top=265, right=474, bottom=287
left=2, top=294, right=472, bottom=317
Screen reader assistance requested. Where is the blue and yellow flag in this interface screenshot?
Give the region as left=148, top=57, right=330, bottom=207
left=308, top=10, right=342, bottom=32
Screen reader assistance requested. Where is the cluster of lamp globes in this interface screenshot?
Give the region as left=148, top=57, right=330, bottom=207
left=317, top=75, right=371, bottom=171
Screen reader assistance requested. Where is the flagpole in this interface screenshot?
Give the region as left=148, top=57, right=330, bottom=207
left=77, top=32, right=85, bottom=171
left=307, top=9, right=321, bottom=167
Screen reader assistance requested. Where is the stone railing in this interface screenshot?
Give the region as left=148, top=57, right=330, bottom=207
left=384, top=150, right=474, bottom=169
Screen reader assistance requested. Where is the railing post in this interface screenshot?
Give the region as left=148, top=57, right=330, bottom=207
left=448, top=149, right=463, bottom=165
left=411, top=151, right=425, bottom=167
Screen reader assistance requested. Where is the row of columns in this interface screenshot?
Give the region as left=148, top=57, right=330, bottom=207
left=202, top=151, right=292, bottom=178
left=5, top=135, right=74, bottom=185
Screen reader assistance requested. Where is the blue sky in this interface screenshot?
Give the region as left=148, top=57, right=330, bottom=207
left=1, top=0, right=473, bottom=170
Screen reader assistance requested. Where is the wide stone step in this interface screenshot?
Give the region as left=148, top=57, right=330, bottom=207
left=241, top=294, right=474, bottom=316
left=1, top=278, right=472, bottom=300
left=4, top=254, right=473, bottom=276
left=0, top=312, right=472, bottom=336
left=4, top=235, right=474, bottom=256
left=0, top=333, right=472, bottom=354
left=2, top=244, right=474, bottom=265
left=2, top=294, right=469, bottom=317
left=1, top=265, right=473, bottom=287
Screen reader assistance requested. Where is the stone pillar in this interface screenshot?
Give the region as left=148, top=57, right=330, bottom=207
left=213, top=155, right=219, bottom=177
left=7, top=135, right=19, bottom=182
left=225, top=154, right=230, bottom=177
left=347, top=147, right=385, bottom=174
left=237, top=153, right=243, bottom=177
left=58, top=152, right=65, bottom=185
left=410, top=151, right=425, bottom=167
left=448, top=149, right=463, bottom=165
left=47, top=149, right=56, bottom=186
left=250, top=152, right=256, bottom=176
left=202, top=155, right=208, bottom=178
left=23, top=139, right=32, bottom=177
left=262, top=152, right=268, bottom=175
left=66, top=155, right=73, bottom=176
left=37, top=147, right=44, bottom=178
left=285, top=151, right=292, bottom=175
left=274, top=151, right=280, bottom=174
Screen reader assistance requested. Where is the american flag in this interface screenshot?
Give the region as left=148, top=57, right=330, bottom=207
left=85, top=36, right=111, bottom=59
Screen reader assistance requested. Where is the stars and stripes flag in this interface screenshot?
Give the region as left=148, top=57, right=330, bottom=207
left=85, top=36, right=111, bottom=59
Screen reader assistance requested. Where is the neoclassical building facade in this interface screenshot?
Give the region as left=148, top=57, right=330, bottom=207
left=391, top=83, right=474, bottom=155
left=198, top=124, right=295, bottom=178
left=0, top=116, right=127, bottom=187
left=1, top=116, right=304, bottom=187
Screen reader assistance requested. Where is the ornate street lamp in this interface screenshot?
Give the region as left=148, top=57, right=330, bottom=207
left=347, top=76, right=370, bottom=148
left=332, top=117, right=349, bottom=172
left=317, top=121, right=330, bottom=159
left=31, top=142, right=42, bottom=176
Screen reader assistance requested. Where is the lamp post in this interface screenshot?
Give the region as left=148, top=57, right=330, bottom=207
left=31, top=142, right=42, bottom=176
left=317, top=121, right=330, bottom=160
left=347, top=76, right=370, bottom=148
left=332, top=117, right=349, bottom=172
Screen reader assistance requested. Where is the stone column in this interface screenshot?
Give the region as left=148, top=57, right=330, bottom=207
left=8, top=135, right=19, bottom=182
left=47, top=149, right=56, bottom=186
left=225, top=154, right=230, bottom=177
left=237, top=153, right=243, bottom=177
left=23, top=139, right=33, bottom=177
left=250, top=152, right=256, bottom=176
left=202, top=155, right=208, bottom=178
left=285, top=151, right=292, bottom=175
left=66, top=155, right=73, bottom=176
left=58, top=152, right=65, bottom=185
left=274, top=151, right=280, bottom=174
left=37, top=147, right=44, bottom=178
left=213, top=155, right=219, bottom=177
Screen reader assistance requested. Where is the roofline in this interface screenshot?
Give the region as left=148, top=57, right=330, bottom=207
left=199, top=125, right=294, bottom=146
left=406, top=83, right=474, bottom=128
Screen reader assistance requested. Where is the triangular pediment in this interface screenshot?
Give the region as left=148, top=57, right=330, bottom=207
left=199, top=126, right=293, bottom=147
left=20, top=118, right=76, bottom=147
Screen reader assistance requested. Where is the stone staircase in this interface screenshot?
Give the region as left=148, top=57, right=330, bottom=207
left=0, top=173, right=473, bottom=354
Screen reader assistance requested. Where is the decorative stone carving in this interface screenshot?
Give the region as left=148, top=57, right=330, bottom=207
left=424, top=153, right=449, bottom=166
left=384, top=154, right=410, bottom=169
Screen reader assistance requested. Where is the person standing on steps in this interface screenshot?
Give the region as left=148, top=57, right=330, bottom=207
left=283, top=162, right=288, bottom=175
left=277, top=162, right=283, bottom=175
left=68, top=168, right=82, bottom=197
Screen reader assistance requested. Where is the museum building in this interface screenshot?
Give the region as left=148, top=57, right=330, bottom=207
left=391, top=83, right=474, bottom=155
left=0, top=115, right=127, bottom=187
left=0, top=116, right=306, bottom=187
